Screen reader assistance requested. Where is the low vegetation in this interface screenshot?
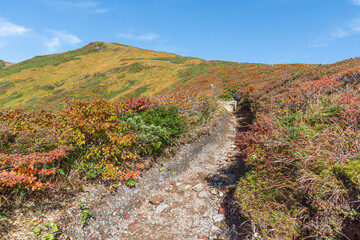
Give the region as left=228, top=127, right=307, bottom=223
left=1, top=42, right=360, bottom=239
left=235, top=60, right=360, bottom=239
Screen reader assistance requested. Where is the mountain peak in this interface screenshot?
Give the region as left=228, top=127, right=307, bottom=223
left=0, top=60, right=15, bottom=69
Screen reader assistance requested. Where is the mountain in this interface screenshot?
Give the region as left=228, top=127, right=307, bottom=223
left=0, top=41, right=309, bottom=109
left=2, top=42, right=360, bottom=239
left=0, top=60, right=15, bottom=69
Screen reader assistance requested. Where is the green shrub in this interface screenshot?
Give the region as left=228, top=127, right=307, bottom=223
left=333, top=158, right=360, bottom=189
left=220, top=87, right=238, bottom=100
left=142, top=106, right=184, bottom=138
left=125, top=115, right=170, bottom=155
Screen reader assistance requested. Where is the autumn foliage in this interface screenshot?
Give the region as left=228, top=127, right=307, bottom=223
left=0, top=93, right=218, bottom=205
left=0, top=145, right=72, bottom=191
left=234, top=59, right=360, bottom=239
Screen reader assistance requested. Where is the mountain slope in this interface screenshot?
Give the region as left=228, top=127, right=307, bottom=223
left=0, top=60, right=15, bottom=69
left=0, top=42, right=309, bottom=109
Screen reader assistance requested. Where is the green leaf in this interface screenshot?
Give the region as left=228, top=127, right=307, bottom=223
left=50, top=222, right=59, bottom=232
left=34, top=227, right=41, bottom=236
left=57, top=168, right=65, bottom=175
left=43, top=232, right=54, bottom=240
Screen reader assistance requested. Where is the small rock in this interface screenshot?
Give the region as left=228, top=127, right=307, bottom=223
left=184, top=185, right=192, bottom=190
left=170, top=181, right=176, bottom=185
left=226, top=157, right=231, bottom=162
left=198, top=191, right=209, bottom=198
left=210, top=189, right=218, bottom=195
left=176, top=182, right=182, bottom=187
left=125, top=213, right=130, bottom=220
left=155, top=204, right=171, bottom=214
left=228, top=155, right=233, bottom=158
left=149, top=196, right=164, bottom=205
left=213, top=214, right=225, bottom=222
left=218, top=208, right=226, bottom=214
left=192, top=183, right=203, bottom=192
left=219, top=191, right=224, bottom=197
left=212, top=176, right=221, bottom=182
left=210, top=226, right=221, bottom=231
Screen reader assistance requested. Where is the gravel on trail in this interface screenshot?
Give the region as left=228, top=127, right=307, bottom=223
left=57, top=109, right=249, bottom=240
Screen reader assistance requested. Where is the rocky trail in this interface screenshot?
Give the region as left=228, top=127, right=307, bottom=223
left=61, top=109, right=252, bottom=240
left=8, top=108, right=252, bottom=240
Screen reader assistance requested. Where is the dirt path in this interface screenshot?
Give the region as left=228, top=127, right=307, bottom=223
left=58, top=109, right=250, bottom=240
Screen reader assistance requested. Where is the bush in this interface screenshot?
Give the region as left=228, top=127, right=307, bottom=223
left=142, top=106, right=185, bottom=138
left=0, top=145, right=72, bottom=191
left=125, top=115, right=170, bottom=155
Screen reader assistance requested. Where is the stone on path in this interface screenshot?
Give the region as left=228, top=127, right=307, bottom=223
left=149, top=196, right=164, bottom=205
left=155, top=204, right=171, bottom=214
left=198, top=191, right=210, bottom=198
left=212, top=214, right=225, bottom=222
left=192, top=183, right=203, bottom=192
left=210, top=189, right=218, bottom=195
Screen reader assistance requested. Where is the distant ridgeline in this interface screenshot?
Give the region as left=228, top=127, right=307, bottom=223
left=0, top=41, right=309, bottom=109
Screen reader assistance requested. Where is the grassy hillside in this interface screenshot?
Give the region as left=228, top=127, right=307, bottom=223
left=234, top=57, right=360, bottom=239
left=0, top=42, right=309, bottom=109
left=1, top=42, right=360, bottom=239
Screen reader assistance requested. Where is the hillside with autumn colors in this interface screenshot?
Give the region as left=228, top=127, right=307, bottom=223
left=0, top=41, right=311, bottom=109
left=1, top=42, right=360, bottom=239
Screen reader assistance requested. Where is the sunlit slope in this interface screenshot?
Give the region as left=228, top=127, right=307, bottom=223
left=0, top=41, right=311, bottom=108
left=0, top=42, right=202, bottom=108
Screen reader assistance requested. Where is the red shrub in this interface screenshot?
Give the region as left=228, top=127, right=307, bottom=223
left=0, top=145, right=72, bottom=191
left=124, top=97, right=151, bottom=112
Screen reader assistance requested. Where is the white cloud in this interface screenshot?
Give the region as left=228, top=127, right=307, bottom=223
left=349, top=18, right=360, bottom=32
left=47, top=0, right=97, bottom=8
left=47, top=37, right=60, bottom=52
left=118, top=32, right=160, bottom=41
left=93, top=8, right=109, bottom=14
left=45, top=1, right=108, bottom=13
left=0, top=19, right=31, bottom=36
left=329, top=18, right=360, bottom=39
left=46, top=30, right=81, bottom=52
left=310, top=17, right=360, bottom=48
left=331, top=28, right=349, bottom=38
left=349, top=0, right=360, bottom=5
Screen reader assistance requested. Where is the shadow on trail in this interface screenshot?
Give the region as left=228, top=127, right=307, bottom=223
left=206, top=106, right=254, bottom=240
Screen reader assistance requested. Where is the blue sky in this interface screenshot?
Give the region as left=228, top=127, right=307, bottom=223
left=1, top=0, right=360, bottom=64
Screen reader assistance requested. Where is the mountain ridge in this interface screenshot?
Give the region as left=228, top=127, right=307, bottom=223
left=0, top=41, right=310, bottom=109
left=0, top=60, right=15, bottom=69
